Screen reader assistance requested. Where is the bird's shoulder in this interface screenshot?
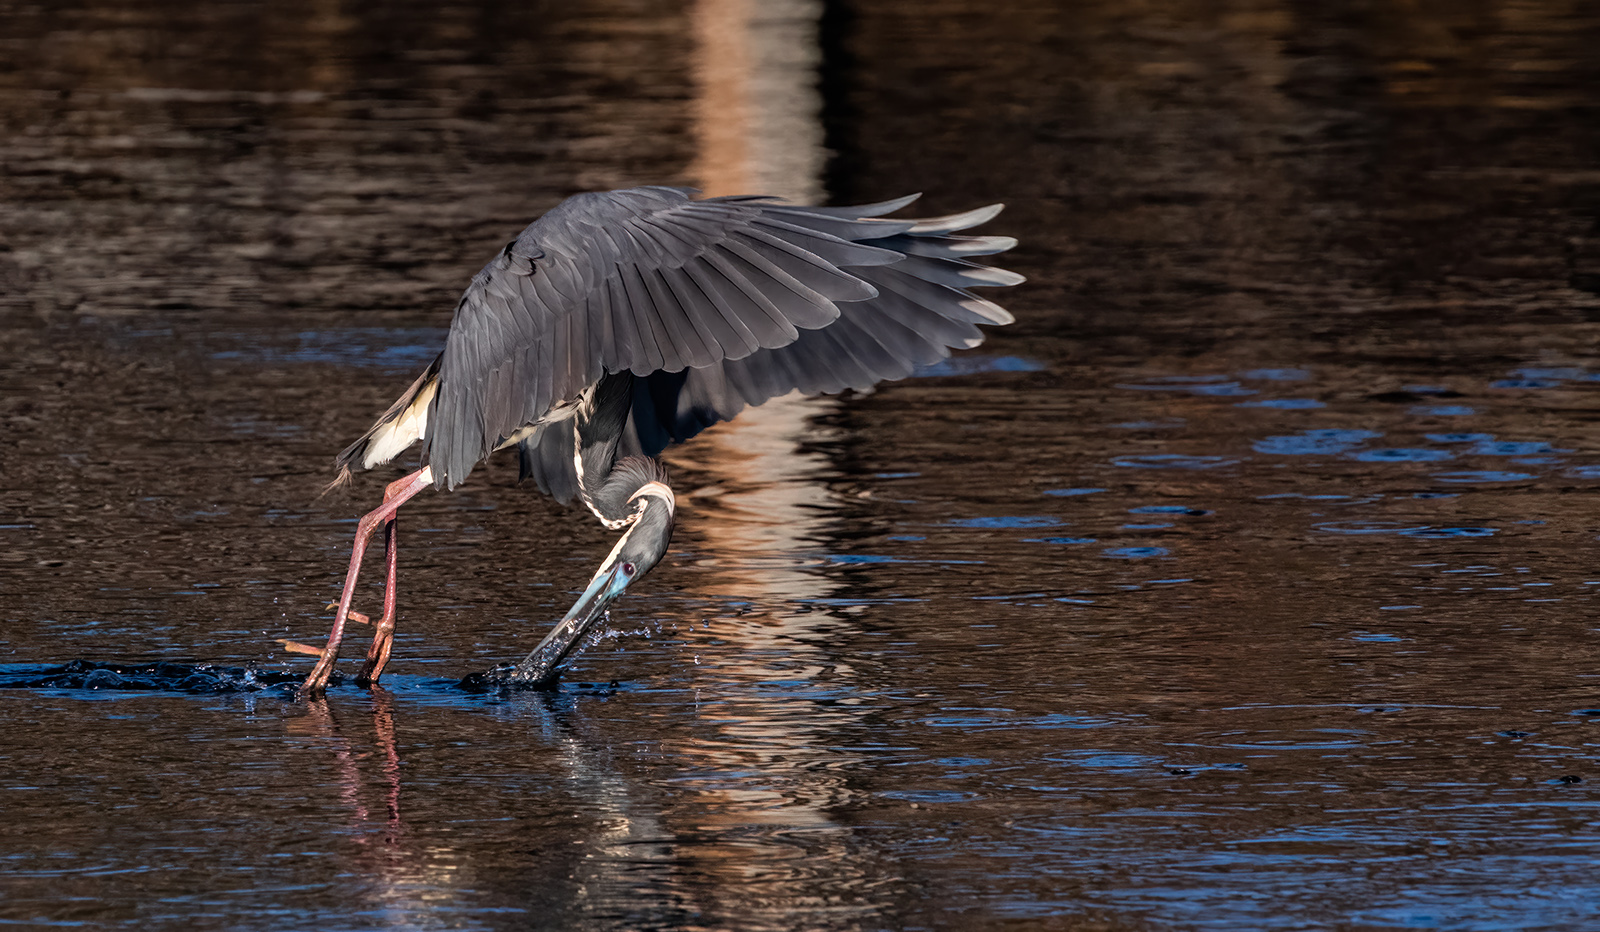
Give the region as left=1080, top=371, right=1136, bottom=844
left=458, top=186, right=782, bottom=322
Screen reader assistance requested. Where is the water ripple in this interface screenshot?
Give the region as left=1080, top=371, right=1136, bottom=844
left=1240, top=368, right=1311, bottom=381
left=1312, top=521, right=1498, bottom=538
left=1111, top=454, right=1241, bottom=470
left=1117, top=376, right=1254, bottom=396
left=914, top=354, right=1048, bottom=377
left=1468, top=440, right=1571, bottom=456
left=945, top=516, right=1063, bottom=529
left=1491, top=378, right=1562, bottom=389
left=1397, top=527, right=1498, bottom=539
left=1103, top=547, right=1169, bottom=558
left=1254, top=429, right=1382, bottom=456
left=1349, top=448, right=1453, bottom=463
left=1313, top=521, right=1432, bottom=535
left=1430, top=471, right=1538, bottom=484
left=1237, top=398, right=1325, bottom=409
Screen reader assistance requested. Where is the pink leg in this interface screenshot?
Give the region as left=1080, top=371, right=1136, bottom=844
left=356, top=513, right=401, bottom=687
left=357, top=471, right=422, bottom=686
left=298, top=466, right=432, bottom=700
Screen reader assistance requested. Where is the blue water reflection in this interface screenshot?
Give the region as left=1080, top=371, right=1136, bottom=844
left=1238, top=398, right=1326, bottom=409
left=945, top=516, right=1063, bottom=529
left=914, top=355, right=1047, bottom=377
left=1431, top=471, right=1538, bottom=483
left=207, top=328, right=449, bottom=370
left=1350, top=448, right=1453, bottom=463
left=1491, top=378, right=1562, bottom=389
left=1255, top=429, right=1383, bottom=455
left=1103, top=547, right=1169, bottom=558
left=1468, top=441, right=1570, bottom=456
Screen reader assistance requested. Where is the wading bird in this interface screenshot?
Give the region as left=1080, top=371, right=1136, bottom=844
left=294, top=186, right=1022, bottom=699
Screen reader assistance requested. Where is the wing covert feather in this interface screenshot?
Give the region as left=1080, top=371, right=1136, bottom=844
left=416, top=186, right=1022, bottom=490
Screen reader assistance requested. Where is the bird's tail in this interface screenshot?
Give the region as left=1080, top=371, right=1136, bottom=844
left=325, top=353, right=443, bottom=494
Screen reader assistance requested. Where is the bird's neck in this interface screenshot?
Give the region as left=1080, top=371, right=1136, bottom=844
left=588, top=455, right=674, bottom=529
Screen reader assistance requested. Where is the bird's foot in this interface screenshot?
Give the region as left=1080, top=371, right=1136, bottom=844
left=324, top=602, right=373, bottom=625
left=355, top=614, right=396, bottom=688
left=279, top=606, right=371, bottom=658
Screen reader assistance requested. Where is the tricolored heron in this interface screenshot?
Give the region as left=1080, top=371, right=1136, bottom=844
left=295, top=186, right=1022, bottom=699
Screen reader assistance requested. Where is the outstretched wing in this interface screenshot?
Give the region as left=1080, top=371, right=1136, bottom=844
left=515, top=197, right=1023, bottom=501
left=426, top=186, right=907, bottom=489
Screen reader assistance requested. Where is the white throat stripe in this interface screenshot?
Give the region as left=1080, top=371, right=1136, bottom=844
left=629, top=481, right=676, bottom=510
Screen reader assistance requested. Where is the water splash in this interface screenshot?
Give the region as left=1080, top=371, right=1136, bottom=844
left=0, top=660, right=316, bottom=695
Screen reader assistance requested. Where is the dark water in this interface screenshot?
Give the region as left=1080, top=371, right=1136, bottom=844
left=6, top=1, right=1600, bottom=929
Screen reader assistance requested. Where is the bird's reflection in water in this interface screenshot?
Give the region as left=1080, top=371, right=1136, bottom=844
left=507, top=696, right=703, bottom=928
left=294, top=692, right=405, bottom=839
left=288, top=692, right=434, bottom=928
left=291, top=692, right=703, bottom=928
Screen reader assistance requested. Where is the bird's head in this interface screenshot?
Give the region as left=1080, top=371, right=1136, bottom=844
left=496, top=465, right=678, bottom=687
left=559, top=479, right=675, bottom=632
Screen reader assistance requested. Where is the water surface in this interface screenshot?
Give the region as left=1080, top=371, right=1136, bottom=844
left=5, top=1, right=1600, bottom=929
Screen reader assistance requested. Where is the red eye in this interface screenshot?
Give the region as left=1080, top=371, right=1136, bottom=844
left=623, top=562, right=636, bottom=576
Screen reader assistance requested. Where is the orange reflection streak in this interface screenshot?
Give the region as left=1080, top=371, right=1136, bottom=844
left=690, top=0, right=752, bottom=196
left=680, top=0, right=840, bottom=696
left=664, top=1, right=889, bottom=925
left=690, top=0, right=825, bottom=204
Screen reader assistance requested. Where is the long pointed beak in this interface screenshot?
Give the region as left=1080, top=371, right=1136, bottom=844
left=507, top=561, right=635, bottom=686
left=565, top=562, right=633, bottom=627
